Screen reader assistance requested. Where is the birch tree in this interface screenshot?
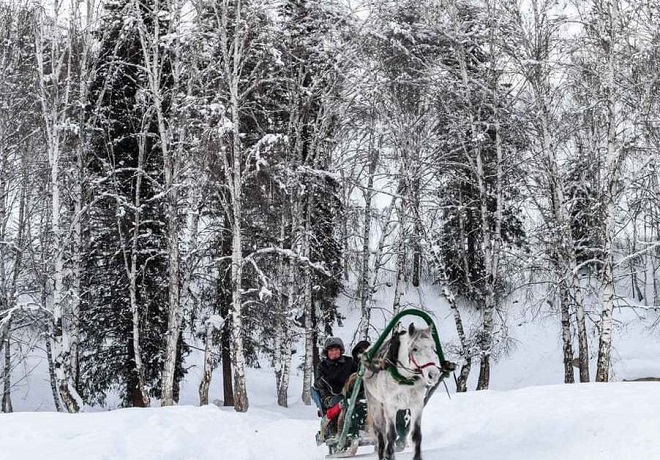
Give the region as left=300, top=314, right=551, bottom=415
left=193, top=0, right=280, bottom=412
left=0, top=3, right=38, bottom=411
left=570, top=0, right=633, bottom=382
left=34, top=3, right=84, bottom=413
left=130, top=0, right=189, bottom=407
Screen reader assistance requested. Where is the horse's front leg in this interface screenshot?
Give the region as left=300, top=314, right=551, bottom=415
left=409, top=406, right=423, bottom=460
left=370, top=402, right=387, bottom=460
left=385, top=418, right=397, bottom=459
left=382, top=406, right=399, bottom=459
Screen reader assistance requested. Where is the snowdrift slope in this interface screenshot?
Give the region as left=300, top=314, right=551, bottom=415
left=1, top=382, right=658, bottom=460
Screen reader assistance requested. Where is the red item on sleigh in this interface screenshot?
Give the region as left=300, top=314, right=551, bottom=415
left=326, top=402, right=342, bottom=420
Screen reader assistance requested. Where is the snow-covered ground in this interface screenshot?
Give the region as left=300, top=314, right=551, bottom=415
left=2, top=380, right=659, bottom=459
left=4, top=285, right=660, bottom=459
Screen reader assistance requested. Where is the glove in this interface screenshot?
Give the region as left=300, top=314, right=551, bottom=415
left=441, top=360, right=457, bottom=378
left=441, top=360, right=457, bottom=372
left=326, top=401, right=343, bottom=420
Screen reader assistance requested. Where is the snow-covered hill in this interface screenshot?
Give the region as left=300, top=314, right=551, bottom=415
left=2, top=381, right=659, bottom=460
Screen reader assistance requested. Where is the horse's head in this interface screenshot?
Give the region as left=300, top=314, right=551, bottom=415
left=395, top=323, right=441, bottom=387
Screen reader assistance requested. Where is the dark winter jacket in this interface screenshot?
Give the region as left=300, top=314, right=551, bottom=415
left=314, top=355, right=357, bottom=401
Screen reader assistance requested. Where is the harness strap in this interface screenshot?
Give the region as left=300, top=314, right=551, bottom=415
left=388, top=365, right=418, bottom=385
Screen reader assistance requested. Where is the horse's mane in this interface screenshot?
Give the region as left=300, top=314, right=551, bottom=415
left=387, top=330, right=405, bottom=366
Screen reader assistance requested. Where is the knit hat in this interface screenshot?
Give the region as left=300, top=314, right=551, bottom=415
left=323, top=337, right=345, bottom=355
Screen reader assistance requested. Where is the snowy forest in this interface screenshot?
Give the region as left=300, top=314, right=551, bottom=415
left=1, top=0, right=660, bottom=415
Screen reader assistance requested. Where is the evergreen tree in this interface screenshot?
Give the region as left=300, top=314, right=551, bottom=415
left=79, top=0, right=185, bottom=407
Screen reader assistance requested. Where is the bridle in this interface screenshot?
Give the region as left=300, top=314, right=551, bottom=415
left=364, top=334, right=441, bottom=386
left=408, top=351, right=439, bottom=374
left=388, top=344, right=439, bottom=385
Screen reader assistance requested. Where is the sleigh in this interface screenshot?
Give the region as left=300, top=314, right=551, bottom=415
left=316, top=309, right=454, bottom=458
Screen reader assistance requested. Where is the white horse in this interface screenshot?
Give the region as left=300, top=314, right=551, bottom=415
left=363, top=323, right=442, bottom=460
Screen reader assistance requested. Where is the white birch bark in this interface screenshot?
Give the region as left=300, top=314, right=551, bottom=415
left=356, top=136, right=380, bottom=339
left=559, top=280, right=575, bottom=383
left=199, top=321, right=214, bottom=406
left=199, top=315, right=224, bottom=406
left=300, top=207, right=314, bottom=406
left=275, top=220, right=294, bottom=408
left=391, top=200, right=407, bottom=316
left=221, top=0, right=249, bottom=411
left=2, top=324, right=11, bottom=413
left=0, top=72, right=9, bottom=413
left=68, top=0, right=94, bottom=392
left=595, top=0, right=624, bottom=383
left=475, top=114, right=503, bottom=391
left=35, top=7, right=82, bottom=413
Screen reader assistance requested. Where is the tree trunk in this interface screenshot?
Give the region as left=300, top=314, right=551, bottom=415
left=411, top=151, right=422, bottom=288
left=597, top=216, right=616, bottom=383
left=230, top=203, right=248, bottom=411
left=630, top=226, right=643, bottom=301
left=475, top=116, right=503, bottom=391
left=654, top=241, right=660, bottom=307
left=199, top=327, right=212, bottom=406
left=69, top=0, right=92, bottom=393
left=392, top=197, right=407, bottom=315
left=596, top=1, right=621, bottom=382
left=276, top=287, right=293, bottom=408
left=122, top=130, right=150, bottom=408
left=199, top=318, right=219, bottom=406
left=573, top=267, right=590, bottom=382
left=229, top=108, right=248, bottom=413
left=35, top=8, right=81, bottom=413
left=144, top=9, right=182, bottom=406
left=70, top=179, right=82, bottom=392
left=357, top=138, right=379, bottom=339
left=221, top=322, right=234, bottom=407
left=219, top=228, right=234, bottom=407
left=45, top=326, right=62, bottom=413
left=2, top=324, right=12, bottom=413
left=476, top=296, right=494, bottom=391
left=275, top=220, right=294, bottom=408
left=412, top=222, right=422, bottom=287
left=161, top=199, right=182, bottom=406
left=447, top=289, right=470, bottom=393
left=559, top=281, right=575, bottom=384
left=301, top=209, right=314, bottom=406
